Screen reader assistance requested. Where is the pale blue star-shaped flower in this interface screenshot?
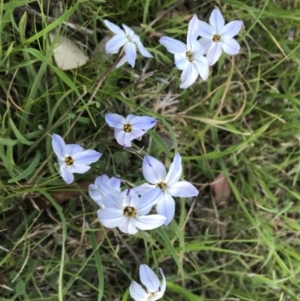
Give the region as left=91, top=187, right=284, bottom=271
left=134, top=153, right=199, bottom=225
left=104, top=19, right=153, bottom=68
left=51, top=133, right=102, bottom=185
left=97, top=188, right=166, bottom=235
left=159, top=14, right=209, bottom=89
left=88, top=174, right=121, bottom=207
left=130, top=264, right=166, bottom=301
left=105, top=113, right=157, bottom=148
left=198, top=8, right=243, bottom=66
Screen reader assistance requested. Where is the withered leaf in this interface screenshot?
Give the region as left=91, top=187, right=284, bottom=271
left=210, top=173, right=231, bottom=204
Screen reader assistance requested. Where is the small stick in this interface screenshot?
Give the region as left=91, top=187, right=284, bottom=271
left=113, top=229, right=141, bottom=265
left=123, top=63, right=175, bottom=89
left=17, top=5, right=94, bottom=35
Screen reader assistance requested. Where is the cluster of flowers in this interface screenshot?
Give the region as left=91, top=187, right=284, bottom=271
left=51, top=8, right=243, bottom=301
left=51, top=119, right=197, bottom=300
left=104, top=8, right=243, bottom=88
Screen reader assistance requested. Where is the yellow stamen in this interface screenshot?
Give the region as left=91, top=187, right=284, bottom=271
left=124, top=124, right=132, bottom=133
left=65, top=156, right=74, bottom=165
left=156, top=182, right=167, bottom=191
left=213, top=34, right=221, bottom=42
left=123, top=206, right=136, bottom=217
left=186, top=50, right=193, bottom=62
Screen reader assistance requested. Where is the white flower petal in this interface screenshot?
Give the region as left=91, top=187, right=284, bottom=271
left=174, top=53, right=189, bottom=70
left=156, top=193, right=175, bottom=225
left=167, top=181, right=199, bottom=197
left=199, top=38, right=213, bottom=54
left=122, top=189, right=140, bottom=208
left=159, top=36, right=187, bottom=54
left=101, top=185, right=123, bottom=209
left=97, top=208, right=125, bottom=228
left=52, top=133, right=66, bottom=160
left=60, top=168, right=74, bottom=185
left=133, top=214, right=166, bottom=231
left=197, top=20, right=215, bottom=39
left=64, top=144, right=84, bottom=156
left=88, top=184, right=104, bottom=206
left=57, top=160, right=66, bottom=169
left=118, top=218, right=138, bottom=234
left=131, top=116, right=157, bottom=130
left=157, top=268, right=166, bottom=298
left=180, top=63, right=198, bottom=89
left=187, top=14, right=200, bottom=50
left=221, top=38, right=240, bottom=55
left=220, top=20, right=243, bottom=39
left=125, top=42, right=137, bottom=68
left=104, top=20, right=124, bottom=35
left=129, top=281, right=149, bottom=301
left=114, top=129, right=132, bottom=147
left=193, top=57, right=209, bottom=81
left=115, top=55, right=128, bottom=68
left=68, top=164, right=90, bottom=174
left=129, top=128, right=147, bottom=140
left=165, top=153, right=182, bottom=185
left=72, top=150, right=102, bottom=165
left=105, top=113, right=125, bottom=129
left=122, top=24, right=135, bottom=37
left=95, top=174, right=109, bottom=187
left=107, top=177, right=121, bottom=191
left=133, top=183, right=156, bottom=195
left=143, top=156, right=167, bottom=184
left=133, top=35, right=153, bottom=58
left=105, top=35, right=128, bottom=54
left=139, top=264, right=160, bottom=292
left=137, top=188, right=162, bottom=215
left=190, top=40, right=205, bottom=57
left=209, top=8, right=225, bottom=33
left=126, top=114, right=137, bottom=123
left=206, top=42, right=223, bottom=66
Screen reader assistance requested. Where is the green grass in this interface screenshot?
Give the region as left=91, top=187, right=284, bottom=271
left=1, top=0, right=300, bottom=300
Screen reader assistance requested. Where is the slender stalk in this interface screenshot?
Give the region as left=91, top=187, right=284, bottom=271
left=113, top=229, right=141, bottom=265
left=123, top=63, right=175, bottom=89
left=27, top=53, right=124, bottom=184
left=63, top=51, right=124, bottom=137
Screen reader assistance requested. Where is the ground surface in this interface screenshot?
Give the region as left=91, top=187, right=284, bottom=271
left=1, top=0, right=300, bottom=300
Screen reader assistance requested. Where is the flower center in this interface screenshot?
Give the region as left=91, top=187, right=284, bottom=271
left=124, top=124, right=132, bottom=133
left=65, top=156, right=74, bottom=165
left=123, top=206, right=136, bottom=217
left=147, top=290, right=157, bottom=298
left=186, top=50, right=194, bottom=62
left=156, top=182, right=167, bottom=191
left=213, top=34, right=221, bottom=42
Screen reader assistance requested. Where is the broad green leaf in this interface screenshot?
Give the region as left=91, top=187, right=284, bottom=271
left=9, top=118, right=33, bottom=145
left=3, top=0, right=35, bottom=9
left=0, top=137, right=18, bottom=146
left=15, top=279, right=26, bottom=295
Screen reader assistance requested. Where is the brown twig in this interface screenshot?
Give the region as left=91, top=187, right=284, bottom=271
left=113, top=229, right=141, bottom=265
